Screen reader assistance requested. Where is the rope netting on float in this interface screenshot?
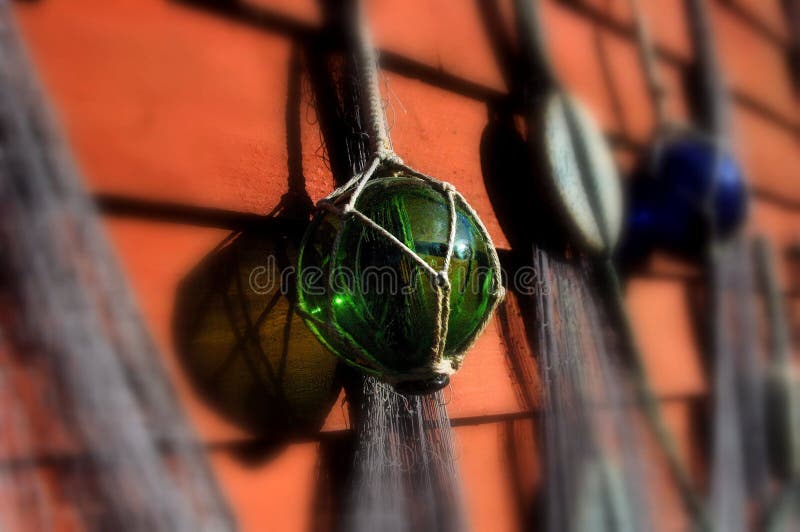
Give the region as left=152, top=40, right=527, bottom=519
left=0, top=3, right=233, bottom=530
left=303, top=1, right=476, bottom=530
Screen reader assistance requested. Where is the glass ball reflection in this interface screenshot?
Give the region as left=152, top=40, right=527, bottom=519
left=297, top=176, right=501, bottom=390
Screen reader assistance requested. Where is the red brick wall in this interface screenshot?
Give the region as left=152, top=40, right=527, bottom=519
left=12, top=0, right=799, bottom=530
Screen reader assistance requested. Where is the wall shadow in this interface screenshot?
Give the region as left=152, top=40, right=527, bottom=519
left=310, top=433, right=355, bottom=532
left=171, top=42, right=342, bottom=463
left=474, top=1, right=553, bottom=527
left=501, top=418, right=541, bottom=531
left=171, top=1, right=375, bottom=524
left=172, top=228, right=340, bottom=454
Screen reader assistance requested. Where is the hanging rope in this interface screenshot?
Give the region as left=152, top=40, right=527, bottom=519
left=627, top=0, right=734, bottom=166
left=508, top=0, right=709, bottom=526
left=685, top=0, right=730, bottom=140
left=626, top=0, right=669, bottom=131
left=297, top=0, right=504, bottom=385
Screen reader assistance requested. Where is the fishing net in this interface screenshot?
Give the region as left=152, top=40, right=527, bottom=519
left=300, top=5, right=470, bottom=527
left=708, top=237, right=800, bottom=531
left=532, top=247, right=666, bottom=532
left=340, top=375, right=465, bottom=532
left=0, top=3, right=233, bottom=529
left=296, top=0, right=503, bottom=389
left=707, top=239, right=767, bottom=531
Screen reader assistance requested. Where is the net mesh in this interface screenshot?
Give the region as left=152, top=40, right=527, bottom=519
left=532, top=247, right=663, bottom=532
left=0, top=3, right=233, bottom=530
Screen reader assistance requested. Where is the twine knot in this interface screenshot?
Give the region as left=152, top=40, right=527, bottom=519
left=440, top=182, right=456, bottom=194
left=377, top=147, right=403, bottom=165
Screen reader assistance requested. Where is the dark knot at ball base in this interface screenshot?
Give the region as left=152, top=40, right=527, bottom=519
left=393, top=374, right=450, bottom=395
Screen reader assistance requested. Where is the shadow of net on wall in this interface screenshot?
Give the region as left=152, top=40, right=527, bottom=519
left=172, top=226, right=342, bottom=457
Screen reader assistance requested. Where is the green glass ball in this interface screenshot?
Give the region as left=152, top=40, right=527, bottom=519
left=297, top=175, right=501, bottom=389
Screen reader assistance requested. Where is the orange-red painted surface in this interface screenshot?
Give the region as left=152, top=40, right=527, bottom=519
left=11, top=0, right=799, bottom=530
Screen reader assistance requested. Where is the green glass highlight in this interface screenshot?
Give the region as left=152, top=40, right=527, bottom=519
left=297, top=176, right=500, bottom=384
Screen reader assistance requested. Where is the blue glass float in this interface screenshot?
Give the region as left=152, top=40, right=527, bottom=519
left=619, top=136, right=748, bottom=262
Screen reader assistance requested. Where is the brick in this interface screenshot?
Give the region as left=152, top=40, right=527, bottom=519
left=544, top=2, right=623, bottom=131
left=711, top=0, right=798, bottom=121
left=15, top=0, right=327, bottom=216
left=210, top=442, right=319, bottom=532
left=427, top=0, right=508, bottom=92
left=579, top=0, right=693, bottom=60
left=734, top=105, right=800, bottom=204
left=626, top=278, right=707, bottom=396
left=749, top=199, right=800, bottom=289
left=726, top=0, right=791, bottom=40
left=457, top=422, right=532, bottom=532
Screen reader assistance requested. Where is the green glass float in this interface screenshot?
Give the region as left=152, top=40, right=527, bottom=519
left=297, top=169, right=503, bottom=393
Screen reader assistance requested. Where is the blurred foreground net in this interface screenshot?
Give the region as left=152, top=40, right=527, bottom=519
left=532, top=247, right=666, bottom=532
left=708, top=239, right=764, bottom=532
left=709, top=238, right=800, bottom=531
left=0, top=3, right=233, bottom=530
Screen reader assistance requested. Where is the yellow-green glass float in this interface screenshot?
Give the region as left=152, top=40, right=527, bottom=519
left=297, top=166, right=504, bottom=394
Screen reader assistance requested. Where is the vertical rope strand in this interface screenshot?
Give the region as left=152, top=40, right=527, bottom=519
left=349, top=0, right=395, bottom=160
left=685, top=0, right=730, bottom=138
left=512, top=0, right=558, bottom=91
left=626, top=0, right=669, bottom=130
left=597, top=260, right=710, bottom=529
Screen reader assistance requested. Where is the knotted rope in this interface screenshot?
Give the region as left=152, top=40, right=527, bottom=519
left=298, top=0, right=504, bottom=384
